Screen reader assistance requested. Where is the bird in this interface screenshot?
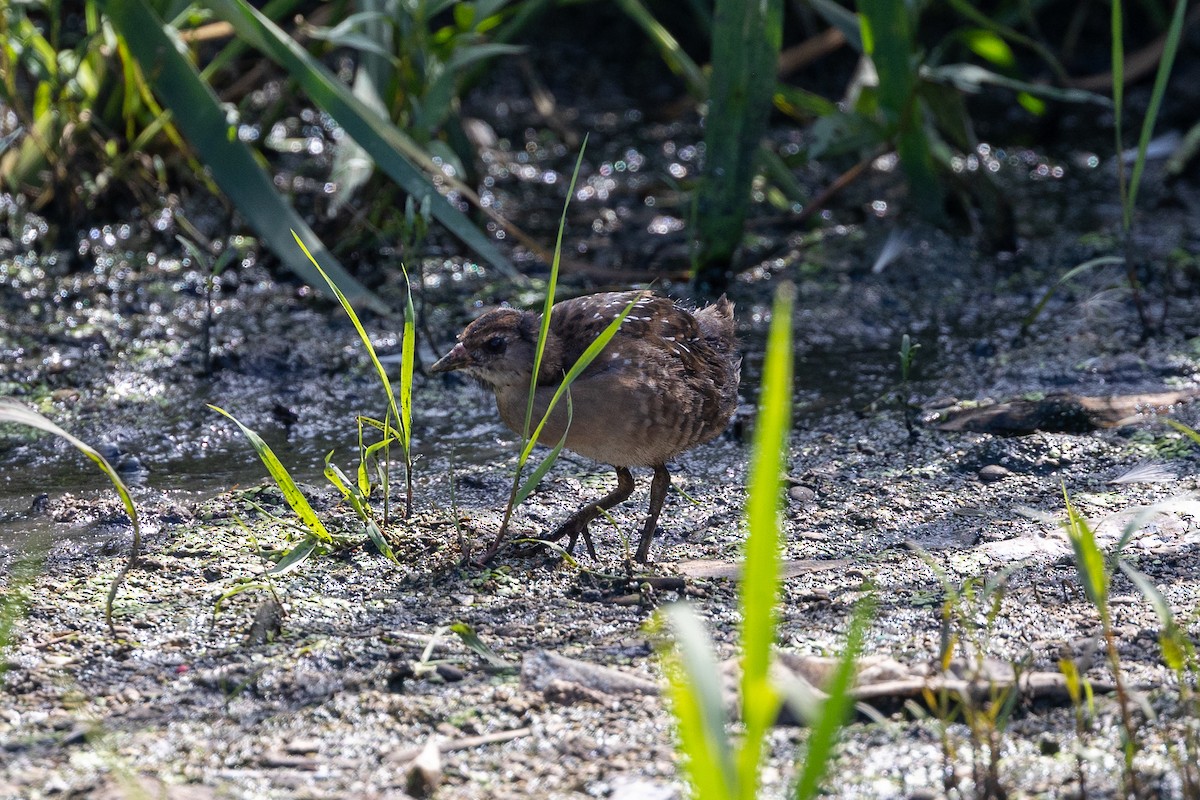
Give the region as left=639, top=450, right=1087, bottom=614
left=430, top=290, right=740, bottom=563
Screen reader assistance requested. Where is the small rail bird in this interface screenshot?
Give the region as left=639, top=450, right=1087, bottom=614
left=431, top=291, right=740, bottom=562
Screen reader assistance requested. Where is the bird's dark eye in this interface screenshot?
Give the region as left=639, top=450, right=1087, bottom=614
left=483, top=335, right=507, bottom=355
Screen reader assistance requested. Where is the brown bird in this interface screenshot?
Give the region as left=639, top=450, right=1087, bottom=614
left=431, top=291, right=740, bottom=562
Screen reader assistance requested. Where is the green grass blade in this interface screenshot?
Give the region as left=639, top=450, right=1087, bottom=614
left=324, top=452, right=398, bottom=563
left=1061, top=486, right=1109, bottom=611
left=400, top=268, right=416, bottom=457
left=857, top=0, right=944, bottom=221
left=660, top=603, right=738, bottom=800
left=613, top=0, right=707, bottom=98
left=1112, top=0, right=1127, bottom=215
left=449, top=621, right=513, bottom=671
left=358, top=432, right=398, bottom=491
left=513, top=392, right=572, bottom=507
left=209, top=403, right=333, bottom=544
left=292, top=232, right=405, bottom=446
left=206, top=0, right=516, bottom=278
left=1125, top=0, right=1189, bottom=228
left=737, top=282, right=794, bottom=796
left=942, top=0, right=1069, bottom=83
left=521, top=298, right=638, bottom=465
left=793, top=596, right=875, bottom=800
left=1119, top=561, right=1187, bottom=671
left=524, top=137, right=588, bottom=439
left=925, top=63, right=1111, bottom=108
left=0, top=398, right=141, bottom=635
left=96, top=0, right=386, bottom=314
left=268, top=536, right=318, bottom=575
left=1166, top=419, right=1200, bottom=448
left=807, top=0, right=863, bottom=51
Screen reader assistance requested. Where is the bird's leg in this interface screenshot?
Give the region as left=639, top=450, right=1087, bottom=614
left=544, top=466, right=635, bottom=558
left=635, top=464, right=671, bottom=563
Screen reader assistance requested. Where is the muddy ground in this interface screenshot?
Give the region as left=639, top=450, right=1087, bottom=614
left=5, top=44, right=1200, bottom=800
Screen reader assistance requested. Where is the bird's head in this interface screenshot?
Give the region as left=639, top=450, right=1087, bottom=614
left=431, top=308, right=549, bottom=388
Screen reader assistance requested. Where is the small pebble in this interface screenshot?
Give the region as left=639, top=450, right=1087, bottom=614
left=788, top=485, right=817, bottom=504
left=978, top=464, right=1011, bottom=483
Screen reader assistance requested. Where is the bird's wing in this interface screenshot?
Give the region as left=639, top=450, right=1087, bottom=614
left=548, top=292, right=703, bottom=371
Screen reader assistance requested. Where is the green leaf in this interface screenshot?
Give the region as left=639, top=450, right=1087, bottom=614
left=96, top=0, right=387, bottom=314
left=207, top=0, right=517, bottom=278
left=962, top=29, right=1014, bottom=69
left=513, top=392, right=571, bottom=507
left=1061, top=486, right=1109, bottom=611
left=521, top=299, right=637, bottom=465
left=808, top=0, right=862, bottom=51
left=449, top=621, right=514, bottom=671
left=269, top=535, right=318, bottom=575
left=0, top=398, right=142, bottom=634
left=1119, top=561, right=1189, bottom=672
left=324, top=452, right=397, bottom=564
left=737, top=282, right=794, bottom=795
left=209, top=403, right=333, bottom=544
left=1166, top=419, right=1200, bottom=448
left=660, top=604, right=738, bottom=800
left=923, top=63, right=1112, bottom=107
left=613, top=0, right=707, bottom=98
left=524, top=140, right=588, bottom=440
left=1123, top=0, right=1188, bottom=230
left=293, top=234, right=405, bottom=455
left=857, top=0, right=944, bottom=221
left=400, top=268, right=416, bottom=456
left=692, top=0, right=783, bottom=283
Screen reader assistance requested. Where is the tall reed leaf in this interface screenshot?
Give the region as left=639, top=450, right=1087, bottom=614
left=96, top=0, right=386, bottom=313
left=692, top=0, right=783, bottom=287
left=513, top=393, right=572, bottom=508
left=519, top=304, right=637, bottom=466
left=858, top=0, right=944, bottom=221
left=737, top=281, right=795, bottom=796
left=399, top=268, right=417, bottom=513
left=0, top=398, right=141, bottom=634
left=207, top=0, right=518, bottom=279
left=208, top=404, right=333, bottom=544
left=488, top=138, right=591, bottom=554
left=1123, top=0, right=1188, bottom=230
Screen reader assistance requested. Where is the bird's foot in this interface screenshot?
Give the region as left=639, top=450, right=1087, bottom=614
left=512, top=514, right=599, bottom=560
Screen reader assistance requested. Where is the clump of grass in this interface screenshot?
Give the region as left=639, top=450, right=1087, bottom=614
left=1060, top=486, right=1143, bottom=798
left=293, top=230, right=416, bottom=522
left=478, top=136, right=638, bottom=563
left=0, top=398, right=142, bottom=635
left=913, top=550, right=1024, bottom=799
left=208, top=404, right=337, bottom=574
left=1058, top=486, right=1200, bottom=797
left=656, top=283, right=874, bottom=798
left=210, top=232, right=419, bottom=575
